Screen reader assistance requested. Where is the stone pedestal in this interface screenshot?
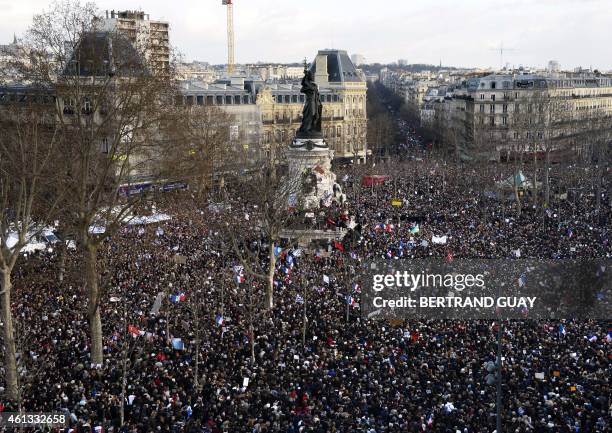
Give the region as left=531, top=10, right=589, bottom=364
left=287, top=137, right=344, bottom=209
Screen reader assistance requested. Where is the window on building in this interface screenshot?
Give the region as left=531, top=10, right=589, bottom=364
left=82, top=97, right=92, bottom=114
left=225, top=96, right=232, bottom=104
left=490, top=104, right=495, bottom=113
left=292, top=95, right=298, bottom=103
left=234, top=95, right=241, bottom=105
left=197, top=95, right=204, bottom=105
left=514, top=103, right=520, bottom=113
left=489, top=116, right=495, bottom=126
left=503, top=104, right=508, bottom=113
left=479, top=104, right=485, bottom=113
left=527, top=104, right=532, bottom=113
left=101, top=137, right=110, bottom=153
left=491, top=94, right=496, bottom=101
left=502, top=116, right=507, bottom=125
left=207, top=96, right=214, bottom=105
left=514, top=132, right=519, bottom=139
left=480, top=94, right=485, bottom=99
left=216, top=95, right=223, bottom=105
left=243, top=95, right=250, bottom=104
left=491, top=82, right=496, bottom=89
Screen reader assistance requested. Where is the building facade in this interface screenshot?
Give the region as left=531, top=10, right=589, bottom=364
left=179, top=49, right=368, bottom=163
left=451, top=73, right=612, bottom=160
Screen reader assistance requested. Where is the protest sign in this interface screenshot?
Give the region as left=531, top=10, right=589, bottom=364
left=432, top=235, right=447, bottom=244
left=173, top=255, right=187, bottom=265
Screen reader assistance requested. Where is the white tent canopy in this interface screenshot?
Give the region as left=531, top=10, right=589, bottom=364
left=496, top=171, right=534, bottom=190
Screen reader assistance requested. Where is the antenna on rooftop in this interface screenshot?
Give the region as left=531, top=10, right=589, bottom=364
left=489, top=42, right=517, bottom=71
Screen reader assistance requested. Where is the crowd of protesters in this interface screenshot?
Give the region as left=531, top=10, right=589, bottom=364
left=1, top=160, right=610, bottom=433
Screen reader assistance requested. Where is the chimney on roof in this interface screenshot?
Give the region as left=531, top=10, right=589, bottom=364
left=315, top=53, right=329, bottom=87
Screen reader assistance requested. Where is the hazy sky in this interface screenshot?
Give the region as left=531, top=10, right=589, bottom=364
left=2, top=0, right=611, bottom=70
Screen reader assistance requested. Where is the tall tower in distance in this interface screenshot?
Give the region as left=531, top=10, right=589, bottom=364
left=222, top=0, right=235, bottom=75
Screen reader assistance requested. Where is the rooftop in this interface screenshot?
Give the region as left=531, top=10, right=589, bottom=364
left=310, top=49, right=363, bottom=83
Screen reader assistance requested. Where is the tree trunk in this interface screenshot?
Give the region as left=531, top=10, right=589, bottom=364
left=266, top=241, right=276, bottom=309
left=532, top=150, right=538, bottom=207
left=194, top=304, right=200, bottom=390
left=513, top=167, right=522, bottom=217
left=1, top=269, right=19, bottom=402
left=302, top=295, right=307, bottom=348
left=544, top=150, right=551, bottom=207
left=249, top=319, right=255, bottom=364
left=58, top=240, right=67, bottom=283
left=119, top=346, right=128, bottom=426
left=85, top=243, right=104, bottom=365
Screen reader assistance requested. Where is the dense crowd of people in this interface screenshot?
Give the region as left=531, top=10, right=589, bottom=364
left=2, top=160, right=610, bottom=433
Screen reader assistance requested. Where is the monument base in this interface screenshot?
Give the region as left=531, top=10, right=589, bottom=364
left=287, top=137, right=344, bottom=209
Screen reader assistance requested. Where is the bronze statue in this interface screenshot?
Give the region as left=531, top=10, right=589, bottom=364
left=297, top=66, right=322, bottom=138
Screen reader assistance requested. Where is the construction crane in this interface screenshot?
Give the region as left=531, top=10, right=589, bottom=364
left=489, top=42, right=517, bottom=71
left=222, top=0, right=235, bottom=75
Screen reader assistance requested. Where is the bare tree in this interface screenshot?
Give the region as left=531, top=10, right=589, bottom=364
left=222, top=143, right=307, bottom=311
left=22, top=0, right=180, bottom=365
left=0, top=84, right=63, bottom=402
left=158, top=104, right=235, bottom=198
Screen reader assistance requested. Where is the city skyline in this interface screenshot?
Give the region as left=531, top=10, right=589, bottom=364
left=1, top=0, right=611, bottom=70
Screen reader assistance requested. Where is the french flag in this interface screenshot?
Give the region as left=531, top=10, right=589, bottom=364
left=169, top=293, right=186, bottom=303
left=346, top=295, right=357, bottom=307
left=215, top=314, right=225, bottom=327
left=235, top=273, right=245, bottom=284
left=426, top=413, right=434, bottom=427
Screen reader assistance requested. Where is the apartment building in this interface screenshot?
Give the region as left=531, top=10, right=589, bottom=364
left=104, top=10, right=170, bottom=73
left=451, top=72, right=612, bottom=160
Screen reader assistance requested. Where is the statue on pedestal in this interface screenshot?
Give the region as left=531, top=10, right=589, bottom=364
left=297, top=62, right=322, bottom=139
